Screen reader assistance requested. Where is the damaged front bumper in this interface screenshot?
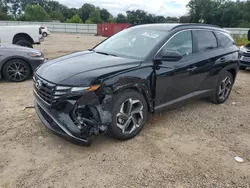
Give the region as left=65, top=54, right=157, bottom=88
left=34, top=89, right=111, bottom=146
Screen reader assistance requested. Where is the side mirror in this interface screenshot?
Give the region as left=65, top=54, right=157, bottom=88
left=156, top=50, right=183, bottom=62
left=248, top=29, right=250, bottom=41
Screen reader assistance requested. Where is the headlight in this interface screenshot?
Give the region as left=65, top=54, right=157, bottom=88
left=70, top=85, right=100, bottom=93
left=239, top=46, right=248, bottom=54
left=28, top=52, right=42, bottom=57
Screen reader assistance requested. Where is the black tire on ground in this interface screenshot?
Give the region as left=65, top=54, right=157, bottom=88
left=210, top=71, right=233, bottom=104
left=42, top=32, right=48, bottom=37
left=108, top=89, right=148, bottom=140
left=239, top=66, right=247, bottom=70
left=3, top=59, right=31, bottom=82
left=15, top=40, right=33, bottom=48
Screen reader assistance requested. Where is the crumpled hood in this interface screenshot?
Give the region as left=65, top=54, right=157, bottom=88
left=36, top=51, right=142, bottom=86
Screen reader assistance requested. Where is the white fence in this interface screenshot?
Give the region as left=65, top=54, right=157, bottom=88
left=226, top=28, right=249, bottom=36
left=0, top=21, right=97, bottom=35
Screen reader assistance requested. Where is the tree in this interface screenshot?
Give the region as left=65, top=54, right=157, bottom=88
left=78, top=3, right=95, bottom=23
left=100, top=8, right=110, bottom=22
left=66, top=14, right=83, bottom=23
left=116, top=13, right=127, bottom=23
left=0, top=0, right=10, bottom=20
left=24, top=4, right=50, bottom=21
left=180, top=15, right=190, bottom=23
left=126, top=10, right=148, bottom=24
left=49, top=10, right=64, bottom=22
left=154, top=16, right=166, bottom=23
left=88, top=9, right=102, bottom=23
left=107, top=16, right=116, bottom=23
left=85, top=19, right=93, bottom=24
left=5, top=0, right=22, bottom=18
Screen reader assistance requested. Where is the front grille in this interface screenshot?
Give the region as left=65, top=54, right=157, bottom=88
left=243, top=51, right=250, bottom=57
left=34, top=75, right=71, bottom=105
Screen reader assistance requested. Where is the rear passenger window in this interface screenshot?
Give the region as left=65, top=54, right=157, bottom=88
left=216, top=32, right=234, bottom=47
left=195, top=30, right=218, bottom=52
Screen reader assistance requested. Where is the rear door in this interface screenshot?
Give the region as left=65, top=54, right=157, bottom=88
left=190, top=30, right=223, bottom=92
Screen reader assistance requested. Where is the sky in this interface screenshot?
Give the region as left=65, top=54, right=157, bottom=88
left=57, top=0, right=190, bottom=17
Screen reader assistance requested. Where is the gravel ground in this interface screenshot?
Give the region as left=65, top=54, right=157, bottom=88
left=0, top=33, right=250, bottom=188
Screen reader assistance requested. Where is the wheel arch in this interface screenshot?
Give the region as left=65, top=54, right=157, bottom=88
left=226, top=68, right=237, bottom=82
left=13, top=33, right=34, bottom=44
left=111, top=81, right=154, bottom=113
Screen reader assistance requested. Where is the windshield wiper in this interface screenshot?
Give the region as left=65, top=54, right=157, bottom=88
left=95, top=51, right=117, bottom=57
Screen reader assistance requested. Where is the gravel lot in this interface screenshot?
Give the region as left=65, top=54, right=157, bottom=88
left=0, top=33, right=250, bottom=188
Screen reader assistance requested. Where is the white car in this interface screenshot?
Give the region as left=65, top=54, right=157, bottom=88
left=0, top=25, right=43, bottom=48
left=41, top=26, right=51, bottom=37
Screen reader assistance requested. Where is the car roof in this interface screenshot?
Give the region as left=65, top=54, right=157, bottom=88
left=132, top=23, right=228, bottom=33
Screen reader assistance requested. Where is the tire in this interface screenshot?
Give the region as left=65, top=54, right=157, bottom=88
left=210, top=71, right=233, bottom=104
left=240, top=66, right=247, bottom=70
left=3, top=59, right=31, bottom=82
left=15, top=40, right=33, bottom=48
left=42, top=32, right=48, bottom=37
left=108, top=90, right=148, bottom=140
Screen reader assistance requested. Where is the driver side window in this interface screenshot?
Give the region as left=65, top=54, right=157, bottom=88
left=162, top=31, right=193, bottom=56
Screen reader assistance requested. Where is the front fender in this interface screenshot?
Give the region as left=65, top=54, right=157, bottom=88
left=102, top=66, right=154, bottom=112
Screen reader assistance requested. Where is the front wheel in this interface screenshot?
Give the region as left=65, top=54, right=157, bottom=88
left=108, top=90, right=148, bottom=140
left=210, top=71, right=233, bottom=104
left=3, top=59, right=31, bottom=82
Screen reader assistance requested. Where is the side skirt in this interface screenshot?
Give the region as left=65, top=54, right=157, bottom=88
left=154, top=89, right=213, bottom=111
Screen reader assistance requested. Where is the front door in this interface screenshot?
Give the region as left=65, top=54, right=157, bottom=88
left=154, top=30, right=198, bottom=109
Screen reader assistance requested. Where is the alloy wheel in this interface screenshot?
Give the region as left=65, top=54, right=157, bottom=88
left=218, top=76, right=232, bottom=101
left=116, top=98, right=144, bottom=134
left=7, top=60, right=29, bottom=81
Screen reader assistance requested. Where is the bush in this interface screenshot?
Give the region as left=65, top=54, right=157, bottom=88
left=66, top=14, right=83, bottom=23
left=233, top=34, right=249, bottom=46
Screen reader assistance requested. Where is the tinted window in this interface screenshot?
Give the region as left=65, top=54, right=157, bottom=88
left=162, top=31, right=193, bottom=56
left=216, top=32, right=234, bottom=47
left=195, top=30, right=218, bottom=52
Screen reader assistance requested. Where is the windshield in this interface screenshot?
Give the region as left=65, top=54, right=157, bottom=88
left=94, top=27, right=168, bottom=59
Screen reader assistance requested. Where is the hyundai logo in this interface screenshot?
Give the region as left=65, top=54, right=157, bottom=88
left=35, top=80, right=42, bottom=90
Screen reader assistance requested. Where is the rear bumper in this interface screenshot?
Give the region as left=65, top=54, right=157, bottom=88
left=35, top=94, right=92, bottom=146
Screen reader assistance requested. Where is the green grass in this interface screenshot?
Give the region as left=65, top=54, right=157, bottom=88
left=232, top=34, right=249, bottom=46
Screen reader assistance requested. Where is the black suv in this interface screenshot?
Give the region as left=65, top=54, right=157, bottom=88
left=34, top=24, right=239, bottom=146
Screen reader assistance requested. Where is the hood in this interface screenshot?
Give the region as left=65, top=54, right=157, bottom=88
left=36, top=51, right=142, bottom=86
left=0, top=44, right=39, bottom=53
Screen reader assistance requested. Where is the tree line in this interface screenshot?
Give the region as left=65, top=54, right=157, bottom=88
left=0, top=0, right=250, bottom=27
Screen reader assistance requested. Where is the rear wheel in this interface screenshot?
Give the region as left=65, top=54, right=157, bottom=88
left=108, top=90, right=148, bottom=140
left=3, top=59, right=31, bottom=82
left=15, top=40, right=33, bottom=48
left=42, top=32, right=48, bottom=37
left=210, top=71, right=233, bottom=104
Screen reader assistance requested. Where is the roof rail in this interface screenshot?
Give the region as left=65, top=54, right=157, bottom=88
left=171, top=23, right=222, bottom=31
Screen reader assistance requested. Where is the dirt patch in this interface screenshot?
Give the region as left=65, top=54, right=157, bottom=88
left=0, top=33, right=250, bottom=188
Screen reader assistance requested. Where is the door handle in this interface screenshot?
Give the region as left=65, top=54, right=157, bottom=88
left=187, top=67, right=197, bottom=72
